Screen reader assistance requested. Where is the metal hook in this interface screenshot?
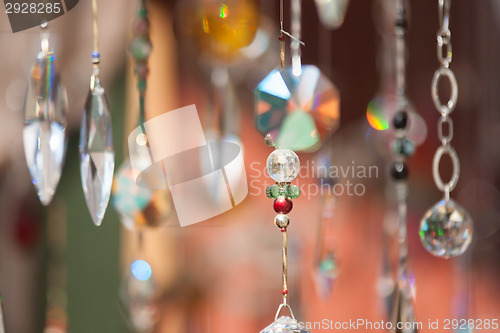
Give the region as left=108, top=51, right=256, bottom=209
left=438, top=0, right=451, bottom=34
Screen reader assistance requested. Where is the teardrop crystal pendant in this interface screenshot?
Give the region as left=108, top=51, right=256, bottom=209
left=419, top=199, right=473, bottom=258
left=391, top=277, right=418, bottom=333
left=313, top=191, right=340, bottom=298
left=79, top=70, right=115, bottom=226
left=23, top=27, right=68, bottom=206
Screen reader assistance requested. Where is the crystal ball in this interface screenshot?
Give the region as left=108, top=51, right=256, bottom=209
left=419, top=199, right=473, bottom=258
left=266, top=149, right=300, bottom=183
left=111, top=161, right=171, bottom=229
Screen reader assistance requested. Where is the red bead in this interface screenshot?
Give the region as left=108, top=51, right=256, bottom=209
left=282, top=289, right=288, bottom=295
left=274, top=196, right=293, bottom=214
left=280, top=227, right=287, bottom=232
left=278, top=35, right=285, bottom=41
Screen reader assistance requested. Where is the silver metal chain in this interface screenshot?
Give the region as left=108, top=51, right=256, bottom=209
left=432, top=0, right=459, bottom=201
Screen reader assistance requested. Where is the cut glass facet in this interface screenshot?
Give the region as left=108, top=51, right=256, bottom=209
left=419, top=199, right=473, bottom=258
left=79, top=74, right=115, bottom=226
left=255, top=65, right=340, bottom=152
left=260, top=316, right=311, bottom=333
left=23, top=47, right=68, bottom=206
left=266, top=149, right=300, bottom=183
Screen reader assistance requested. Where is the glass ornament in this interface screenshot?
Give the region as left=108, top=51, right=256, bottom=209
left=266, top=149, right=300, bottom=183
left=260, top=316, right=310, bottom=333
left=23, top=37, right=68, bottom=206
left=111, top=160, right=171, bottom=229
left=176, top=0, right=260, bottom=60
left=419, top=199, right=473, bottom=258
left=79, top=71, right=114, bottom=226
left=255, top=65, right=340, bottom=152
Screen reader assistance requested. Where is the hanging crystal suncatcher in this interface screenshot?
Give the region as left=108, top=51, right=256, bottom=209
left=23, top=22, right=68, bottom=206
left=79, top=0, right=115, bottom=226
left=419, top=0, right=473, bottom=258
left=384, top=1, right=418, bottom=331
left=255, top=0, right=340, bottom=153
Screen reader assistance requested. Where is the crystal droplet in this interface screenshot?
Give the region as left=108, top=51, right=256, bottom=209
left=23, top=49, right=68, bottom=206
left=314, top=194, right=340, bottom=298
left=260, top=316, right=311, bottom=333
left=419, top=199, right=473, bottom=258
left=390, top=284, right=418, bottom=333
left=79, top=74, right=115, bottom=226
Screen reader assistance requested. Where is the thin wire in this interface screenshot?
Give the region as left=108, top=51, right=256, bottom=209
left=290, top=0, right=302, bottom=76
left=280, top=0, right=284, bottom=31
left=282, top=230, right=288, bottom=304
left=91, top=0, right=99, bottom=54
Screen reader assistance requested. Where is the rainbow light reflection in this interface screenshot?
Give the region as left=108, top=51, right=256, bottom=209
left=366, top=97, right=389, bottom=130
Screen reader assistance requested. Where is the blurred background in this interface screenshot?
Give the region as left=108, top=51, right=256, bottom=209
left=1, top=0, right=500, bottom=332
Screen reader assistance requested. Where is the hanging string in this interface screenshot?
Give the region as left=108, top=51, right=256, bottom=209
left=91, top=0, right=100, bottom=59
left=290, top=0, right=302, bottom=76
left=279, top=0, right=285, bottom=68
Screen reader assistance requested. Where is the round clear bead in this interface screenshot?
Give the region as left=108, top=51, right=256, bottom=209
left=419, top=199, right=473, bottom=258
left=266, top=149, right=300, bottom=182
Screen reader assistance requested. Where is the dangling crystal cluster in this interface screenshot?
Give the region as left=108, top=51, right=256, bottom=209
left=255, top=65, right=340, bottom=152
left=23, top=28, right=68, bottom=206
left=79, top=53, right=115, bottom=226
left=419, top=199, right=473, bottom=258
left=260, top=147, right=311, bottom=333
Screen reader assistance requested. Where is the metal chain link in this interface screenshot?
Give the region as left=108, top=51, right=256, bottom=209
left=432, top=0, right=460, bottom=199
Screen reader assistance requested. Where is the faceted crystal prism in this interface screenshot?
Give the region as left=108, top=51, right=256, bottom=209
left=260, top=316, right=311, bottom=333
left=419, top=199, right=473, bottom=258
left=255, top=65, right=340, bottom=152
left=23, top=50, right=68, bottom=206
left=391, top=284, right=418, bottom=333
left=79, top=74, right=115, bottom=226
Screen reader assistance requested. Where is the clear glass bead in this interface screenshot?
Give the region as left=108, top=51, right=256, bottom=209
left=266, top=149, right=300, bottom=183
left=419, top=199, right=473, bottom=258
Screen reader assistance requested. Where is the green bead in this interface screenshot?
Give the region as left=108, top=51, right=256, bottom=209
left=129, top=37, right=152, bottom=61
left=138, top=8, right=148, bottom=18
left=137, top=79, right=147, bottom=92
left=392, top=137, right=415, bottom=157
left=265, top=184, right=282, bottom=199
left=284, top=184, right=300, bottom=199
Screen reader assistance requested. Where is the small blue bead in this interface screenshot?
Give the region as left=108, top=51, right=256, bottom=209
left=92, top=51, right=100, bottom=58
